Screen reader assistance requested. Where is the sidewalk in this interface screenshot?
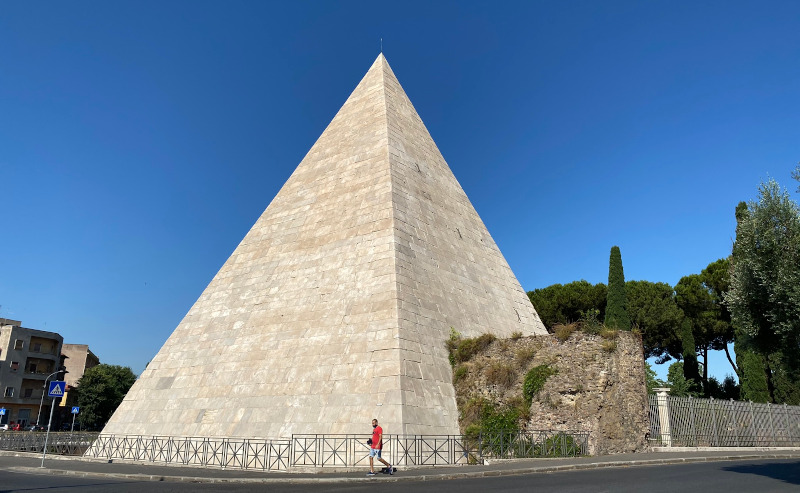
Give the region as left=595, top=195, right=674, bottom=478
left=2, top=449, right=799, bottom=484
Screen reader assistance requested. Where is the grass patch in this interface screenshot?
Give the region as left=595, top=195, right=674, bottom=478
left=453, top=364, right=468, bottom=384
left=553, top=323, right=577, bottom=342
left=510, top=331, right=523, bottom=341
left=523, top=364, right=558, bottom=404
left=486, top=362, right=517, bottom=388
left=515, top=346, right=536, bottom=365
left=448, top=333, right=496, bottom=365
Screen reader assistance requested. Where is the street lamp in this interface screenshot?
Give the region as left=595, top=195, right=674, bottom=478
left=36, top=367, right=67, bottom=427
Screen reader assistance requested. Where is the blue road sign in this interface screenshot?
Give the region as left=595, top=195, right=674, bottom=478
left=71, top=406, right=80, bottom=414
left=48, top=381, right=66, bottom=398
left=0, top=408, right=6, bottom=416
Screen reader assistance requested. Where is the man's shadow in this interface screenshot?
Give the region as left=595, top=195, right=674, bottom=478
left=722, top=460, right=800, bottom=486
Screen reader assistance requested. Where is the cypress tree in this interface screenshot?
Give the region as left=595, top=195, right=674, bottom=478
left=604, top=246, right=631, bottom=330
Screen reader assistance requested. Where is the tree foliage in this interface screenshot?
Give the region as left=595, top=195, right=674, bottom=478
left=627, top=280, right=683, bottom=361
left=666, top=362, right=700, bottom=397
left=726, top=181, right=800, bottom=404
left=604, top=246, right=630, bottom=330
left=527, top=281, right=607, bottom=329
left=727, top=180, right=800, bottom=354
left=76, top=364, right=137, bottom=429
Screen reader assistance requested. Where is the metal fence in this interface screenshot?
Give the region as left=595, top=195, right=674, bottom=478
left=0, top=430, right=587, bottom=470
left=0, top=432, right=99, bottom=455
left=648, top=394, right=800, bottom=447
left=84, top=435, right=292, bottom=471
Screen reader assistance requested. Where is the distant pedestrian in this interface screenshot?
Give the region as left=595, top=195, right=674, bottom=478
left=367, top=418, right=392, bottom=476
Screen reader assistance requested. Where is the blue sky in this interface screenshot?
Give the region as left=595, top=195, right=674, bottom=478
left=1, top=1, right=798, bottom=382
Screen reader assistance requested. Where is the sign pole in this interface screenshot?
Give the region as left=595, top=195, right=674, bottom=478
left=41, top=397, right=56, bottom=467
left=71, top=412, right=76, bottom=434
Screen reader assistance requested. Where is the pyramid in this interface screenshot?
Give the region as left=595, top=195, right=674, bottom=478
left=103, top=55, right=547, bottom=439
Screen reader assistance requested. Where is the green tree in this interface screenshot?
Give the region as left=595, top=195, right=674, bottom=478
left=527, top=281, right=607, bottom=329
left=726, top=180, right=800, bottom=403
left=666, top=361, right=700, bottom=397
left=604, top=246, right=630, bottom=330
left=675, top=272, right=734, bottom=395
left=700, top=258, right=736, bottom=374
left=627, top=280, right=683, bottom=362
left=76, top=364, right=137, bottom=430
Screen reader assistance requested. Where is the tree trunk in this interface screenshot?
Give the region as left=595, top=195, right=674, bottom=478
left=703, top=347, right=709, bottom=397
left=724, top=345, right=739, bottom=377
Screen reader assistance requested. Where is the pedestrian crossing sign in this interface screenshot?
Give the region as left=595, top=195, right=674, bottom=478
left=71, top=406, right=80, bottom=414
left=0, top=408, right=5, bottom=416
left=48, top=381, right=66, bottom=398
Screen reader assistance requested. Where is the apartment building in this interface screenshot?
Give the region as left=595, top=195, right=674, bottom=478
left=60, top=343, right=100, bottom=413
left=0, top=318, right=65, bottom=427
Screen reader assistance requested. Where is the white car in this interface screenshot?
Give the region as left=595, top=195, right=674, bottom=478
left=0, top=424, right=9, bottom=432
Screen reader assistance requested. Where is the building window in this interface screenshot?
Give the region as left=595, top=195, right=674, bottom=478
left=10, top=361, right=19, bottom=372
left=14, top=339, right=23, bottom=350
left=33, top=343, right=42, bottom=352
left=4, top=387, right=13, bottom=397
left=23, top=388, right=33, bottom=398
left=28, top=363, right=37, bottom=373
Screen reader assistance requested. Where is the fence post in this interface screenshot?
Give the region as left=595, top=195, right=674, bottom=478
left=710, top=397, right=719, bottom=446
left=768, top=403, right=776, bottom=446
left=783, top=403, right=790, bottom=447
left=689, top=396, right=697, bottom=447
left=654, top=388, right=672, bottom=447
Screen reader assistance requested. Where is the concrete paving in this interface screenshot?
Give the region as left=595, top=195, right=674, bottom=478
left=2, top=449, right=799, bottom=484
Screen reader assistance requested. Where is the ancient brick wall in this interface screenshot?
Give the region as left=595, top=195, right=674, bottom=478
left=454, top=330, right=648, bottom=455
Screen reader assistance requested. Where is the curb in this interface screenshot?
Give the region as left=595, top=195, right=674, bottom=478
left=6, top=453, right=800, bottom=484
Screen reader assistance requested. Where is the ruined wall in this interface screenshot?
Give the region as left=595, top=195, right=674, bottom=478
left=453, top=330, right=648, bottom=455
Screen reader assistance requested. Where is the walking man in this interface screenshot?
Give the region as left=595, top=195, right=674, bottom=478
left=367, top=418, right=392, bottom=476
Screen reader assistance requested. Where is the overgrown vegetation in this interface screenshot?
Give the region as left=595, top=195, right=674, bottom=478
left=447, top=329, right=496, bottom=366
left=486, top=362, right=517, bottom=388
left=462, top=398, right=522, bottom=438
left=523, top=365, right=558, bottom=404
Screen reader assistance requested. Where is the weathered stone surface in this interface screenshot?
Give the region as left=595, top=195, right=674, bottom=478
left=101, top=54, right=546, bottom=439
left=454, top=331, right=649, bottom=455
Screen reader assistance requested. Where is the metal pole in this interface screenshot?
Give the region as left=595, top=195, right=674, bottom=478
left=710, top=397, right=719, bottom=446
left=36, top=379, right=48, bottom=426
left=768, top=402, right=776, bottom=446
left=71, top=412, right=76, bottom=434
left=41, top=397, right=56, bottom=467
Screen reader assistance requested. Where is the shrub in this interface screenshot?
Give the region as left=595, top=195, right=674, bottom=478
left=452, top=334, right=496, bottom=364
left=523, top=365, right=558, bottom=403
left=453, top=364, right=468, bottom=384
left=486, top=362, right=516, bottom=388
left=446, top=328, right=462, bottom=367
left=510, top=331, right=523, bottom=341
left=553, top=323, right=577, bottom=342
left=515, top=346, right=536, bottom=365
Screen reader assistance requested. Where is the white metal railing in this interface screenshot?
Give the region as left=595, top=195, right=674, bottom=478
left=648, top=394, right=800, bottom=447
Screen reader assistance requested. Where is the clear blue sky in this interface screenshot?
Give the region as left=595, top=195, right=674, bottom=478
left=1, top=1, right=798, bottom=382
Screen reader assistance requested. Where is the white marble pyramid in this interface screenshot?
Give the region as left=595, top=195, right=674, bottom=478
left=102, top=54, right=547, bottom=439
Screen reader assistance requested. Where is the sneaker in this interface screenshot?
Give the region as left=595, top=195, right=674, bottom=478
left=388, top=465, right=393, bottom=475
left=367, top=471, right=376, bottom=476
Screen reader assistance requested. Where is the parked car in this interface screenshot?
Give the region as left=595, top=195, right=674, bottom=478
left=0, top=424, right=8, bottom=431
left=26, top=424, right=47, bottom=432
left=8, top=423, right=22, bottom=431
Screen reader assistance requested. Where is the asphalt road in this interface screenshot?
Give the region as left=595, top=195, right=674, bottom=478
left=1, top=458, right=798, bottom=492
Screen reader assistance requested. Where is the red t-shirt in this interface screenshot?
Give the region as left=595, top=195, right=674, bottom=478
left=371, top=426, right=383, bottom=449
